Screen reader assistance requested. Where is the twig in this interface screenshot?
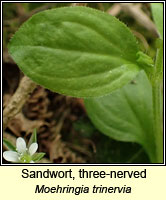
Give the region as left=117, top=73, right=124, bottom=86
left=3, top=76, right=36, bottom=130
left=107, top=4, right=122, bottom=16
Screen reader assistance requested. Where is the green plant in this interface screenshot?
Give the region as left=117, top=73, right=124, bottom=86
left=3, top=129, right=45, bottom=163
left=7, top=4, right=163, bottom=163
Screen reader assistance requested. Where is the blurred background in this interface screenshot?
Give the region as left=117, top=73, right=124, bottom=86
left=3, top=3, right=158, bottom=163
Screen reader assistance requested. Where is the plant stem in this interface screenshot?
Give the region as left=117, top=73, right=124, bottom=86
left=3, top=76, right=36, bottom=130
left=152, top=42, right=163, bottom=163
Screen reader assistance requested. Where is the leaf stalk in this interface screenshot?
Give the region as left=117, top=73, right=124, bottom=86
left=152, top=41, right=163, bottom=163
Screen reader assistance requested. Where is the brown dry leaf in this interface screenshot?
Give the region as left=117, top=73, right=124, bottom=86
left=3, top=93, right=12, bottom=108
left=8, top=112, right=44, bottom=137
left=119, top=3, right=157, bottom=36
left=49, top=134, right=87, bottom=163
left=45, top=108, right=87, bottom=163
left=23, top=86, right=52, bottom=120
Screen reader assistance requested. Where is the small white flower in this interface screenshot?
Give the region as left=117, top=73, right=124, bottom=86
left=3, top=137, right=38, bottom=163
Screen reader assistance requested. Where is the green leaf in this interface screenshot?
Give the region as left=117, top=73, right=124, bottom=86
left=84, top=71, right=156, bottom=162
left=32, top=153, right=45, bottom=162
left=151, top=3, right=163, bottom=39
left=3, top=138, right=16, bottom=151
left=136, top=51, right=154, bottom=76
left=8, top=6, right=143, bottom=97
left=95, top=134, right=150, bottom=163
left=28, top=128, right=37, bottom=148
